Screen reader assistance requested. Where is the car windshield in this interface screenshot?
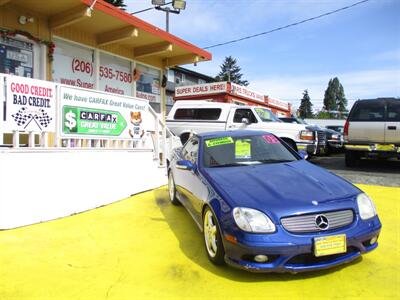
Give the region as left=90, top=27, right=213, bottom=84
left=254, top=108, right=280, bottom=122
left=203, top=134, right=298, bottom=168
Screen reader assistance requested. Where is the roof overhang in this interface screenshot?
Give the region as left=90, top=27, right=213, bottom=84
left=4, top=0, right=211, bottom=68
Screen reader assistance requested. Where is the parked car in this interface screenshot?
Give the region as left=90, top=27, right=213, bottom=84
left=167, top=101, right=325, bottom=155
left=168, top=130, right=381, bottom=273
left=324, top=128, right=344, bottom=153
left=344, top=98, right=400, bottom=166
left=326, top=125, right=344, bottom=134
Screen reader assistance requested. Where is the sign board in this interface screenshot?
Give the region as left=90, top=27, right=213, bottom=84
left=59, top=86, right=148, bottom=140
left=99, top=52, right=132, bottom=96
left=136, top=90, right=160, bottom=103
left=52, top=39, right=95, bottom=90
left=175, top=82, right=227, bottom=98
left=230, top=83, right=264, bottom=103
left=266, top=97, right=289, bottom=110
left=5, top=76, right=56, bottom=132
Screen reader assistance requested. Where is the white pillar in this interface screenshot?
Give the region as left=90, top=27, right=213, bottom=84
left=12, top=130, right=19, bottom=148
left=28, top=132, right=35, bottom=147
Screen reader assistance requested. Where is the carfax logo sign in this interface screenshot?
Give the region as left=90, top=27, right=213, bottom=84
left=5, top=76, right=56, bottom=132
left=59, top=86, right=148, bottom=140
left=63, top=106, right=127, bottom=136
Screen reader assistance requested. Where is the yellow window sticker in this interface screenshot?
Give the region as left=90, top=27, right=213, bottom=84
left=235, top=139, right=251, bottom=159
left=205, top=137, right=234, bottom=147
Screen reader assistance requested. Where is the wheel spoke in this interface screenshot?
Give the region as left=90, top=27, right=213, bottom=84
left=211, top=226, right=217, bottom=235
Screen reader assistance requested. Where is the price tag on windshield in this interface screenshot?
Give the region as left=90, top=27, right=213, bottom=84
left=205, top=137, right=234, bottom=147
left=235, top=139, right=251, bottom=159
left=263, top=134, right=280, bottom=144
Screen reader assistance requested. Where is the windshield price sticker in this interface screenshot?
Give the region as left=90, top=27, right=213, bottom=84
left=263, top=134, right=280, bottom=144
left=205, top=137, right=234, bottom=147
left=235, top=139, right=252, bottom=159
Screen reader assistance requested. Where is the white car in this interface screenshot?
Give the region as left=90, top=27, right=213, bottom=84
left=166, top=101, right=324, bottom=154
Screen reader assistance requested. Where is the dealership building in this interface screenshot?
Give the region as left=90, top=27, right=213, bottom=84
left=174, top=81, right=292, bottom=117
left=0, top=0, right=211, bottom=229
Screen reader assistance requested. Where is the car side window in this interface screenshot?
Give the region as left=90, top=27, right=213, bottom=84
left=349, top=101, right=385, bottom=121
left=387, top=100, right=400, bottom=121
left=233, top=109, right=258, bottom=123
left=181, top=138, right=199, bottom=163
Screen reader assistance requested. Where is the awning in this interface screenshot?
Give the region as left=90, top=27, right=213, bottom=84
left=1, top=0, right=211, bottom=68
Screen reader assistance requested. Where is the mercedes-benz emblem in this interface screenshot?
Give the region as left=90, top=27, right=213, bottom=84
left=315, top=214, right=329, bottom=230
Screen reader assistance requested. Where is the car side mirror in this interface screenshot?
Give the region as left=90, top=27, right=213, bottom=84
left=241, top=117, right=250, bottom=124
left=298, top=150, right=309, bottom=160
left=176, top=160, right=196, bottom=171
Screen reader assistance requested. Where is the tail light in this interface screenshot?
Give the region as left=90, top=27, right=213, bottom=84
left=344, top=119, right=349, bottom=141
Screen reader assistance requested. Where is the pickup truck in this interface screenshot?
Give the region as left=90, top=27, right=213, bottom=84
left=166, top=101, right=324, bottom=155
left=344, top=98, right=400, bottom=166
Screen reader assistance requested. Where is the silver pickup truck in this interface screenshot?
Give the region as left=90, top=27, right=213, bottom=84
left=344, top=98, right=400, bottom=166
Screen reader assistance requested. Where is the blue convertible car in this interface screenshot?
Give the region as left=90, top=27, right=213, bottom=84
left=167, top=130, right=381, bottom=273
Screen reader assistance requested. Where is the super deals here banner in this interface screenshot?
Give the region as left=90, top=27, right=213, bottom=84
left=5, top=76, right=56, bottom=132
left=59, top=86, right=148, bottom=140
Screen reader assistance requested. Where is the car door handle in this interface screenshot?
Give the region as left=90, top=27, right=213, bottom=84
left=387, top=126, right=397, bottom=130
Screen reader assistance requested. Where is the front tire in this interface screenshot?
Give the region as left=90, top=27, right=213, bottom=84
left=203, top=207, right=225, bottom=265
left=168, top=172, right=180, bottom=205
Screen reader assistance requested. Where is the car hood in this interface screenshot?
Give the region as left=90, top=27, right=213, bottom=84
left=202, top=160, right=359, bottom=222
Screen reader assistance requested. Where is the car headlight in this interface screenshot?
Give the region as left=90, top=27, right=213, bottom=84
left=331, top=134, right=340, bottom=140
left=357, top=193, right=377, bottom=220
left=233, top=207, right=276, bottom=233
left=300, top=130, right=314, bottom=141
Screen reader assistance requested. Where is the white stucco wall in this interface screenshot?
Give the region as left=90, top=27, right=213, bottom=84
left=0, top=149, right=166, bottom=229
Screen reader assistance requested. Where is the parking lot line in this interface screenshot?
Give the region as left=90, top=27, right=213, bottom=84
left=0, top=185, right=399, bottom=300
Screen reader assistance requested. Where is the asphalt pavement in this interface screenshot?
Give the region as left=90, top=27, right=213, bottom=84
left=310, top=153, right=400, bottom=187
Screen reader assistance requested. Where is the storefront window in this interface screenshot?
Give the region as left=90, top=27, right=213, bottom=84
left=0, top=36, right=35, bottom=78
left=135, top=63, right=161, bottom=111
left=99, top=52, right=132, bottom=96
left=52, top=39, right=95, bottom=90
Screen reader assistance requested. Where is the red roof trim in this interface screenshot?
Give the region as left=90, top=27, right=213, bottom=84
left=80, top=0, right=211, bottom=60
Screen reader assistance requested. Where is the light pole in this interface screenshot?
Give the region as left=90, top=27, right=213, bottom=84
left=151, top=0, right=186, bottom=33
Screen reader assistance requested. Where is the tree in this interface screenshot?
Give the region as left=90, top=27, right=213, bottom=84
left=104, top=0, right=126, bottom=10
left=323, top=77, right=347, bottom=117
left=216, top=56, right=249, bottom=86
left=298, top=89, right=313, bottom=118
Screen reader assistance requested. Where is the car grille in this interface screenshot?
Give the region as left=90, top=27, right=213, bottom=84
left=281, top=210, right=354, bottom=233
left=316, top=130, right=327, bottom=146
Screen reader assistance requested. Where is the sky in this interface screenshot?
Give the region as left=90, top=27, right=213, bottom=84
left=125, top=0, right=400, bottom=110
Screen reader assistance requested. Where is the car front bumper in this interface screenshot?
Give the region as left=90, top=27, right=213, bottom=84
left=222, top=216, right=381, bottom=273
left=296, top=142, right=326, bottom=155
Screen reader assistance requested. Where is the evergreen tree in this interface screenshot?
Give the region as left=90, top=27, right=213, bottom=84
left=216, top=56, right=249, bottom=86
left=323, top=77, right=347, bottom=116
left=104, top=0, right=126, bottom=10
left=298, top=89, right=313, bottom=118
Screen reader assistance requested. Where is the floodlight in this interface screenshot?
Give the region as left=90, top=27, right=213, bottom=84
left=172, top=0, right=186, bottom=10
left=152, top=0, right=166, bottom=6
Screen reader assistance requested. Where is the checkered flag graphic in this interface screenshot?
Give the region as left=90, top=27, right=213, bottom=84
left=35, top=109, right=52, bottom=128
left=11, top=107, right=30, bottom=126
left=11, top=107, right=52, bottom=130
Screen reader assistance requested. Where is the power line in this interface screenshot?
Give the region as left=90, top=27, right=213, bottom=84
left=203, top=0, right=370, bottom=49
